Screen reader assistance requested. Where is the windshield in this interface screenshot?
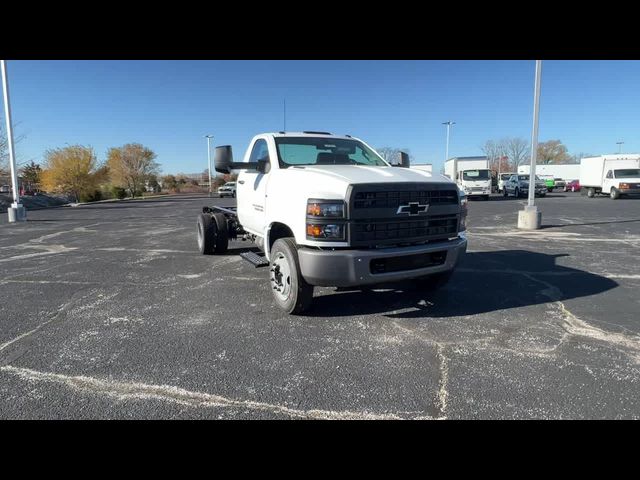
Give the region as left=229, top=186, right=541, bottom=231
left=224, top=182, right=235, bottom=187
left=462, top=170, right=490, bottom=181
left=614, top=169, right=640, bottom=178
left=275, top=137, right=387, bottom=167
left=500, top=174, right=513, bottom=180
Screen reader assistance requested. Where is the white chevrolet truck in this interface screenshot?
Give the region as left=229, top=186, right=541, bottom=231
left=196, top=132, right=468, bottom=314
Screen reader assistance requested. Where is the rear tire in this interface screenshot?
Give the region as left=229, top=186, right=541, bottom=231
left=197, top=214, right=216, bottom=255
left=587, top=187, right=596, bottom=198
left=269, top=238, right=314, bottom=314
left=232, top=191, right=236, bottom=198
left=212, top=213, right=229, bottom=253
left=610, top=187, right=620, bottom=200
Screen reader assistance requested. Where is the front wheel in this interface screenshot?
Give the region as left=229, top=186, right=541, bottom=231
left=269, top=238, right=314, bottom=314
left=503, top=189, right=508, bottom=197
left=232, top=191, right=236, bottom=198
left=514, top=188, right=520, bottom=198
left=610, top=187, right=620, bottom=200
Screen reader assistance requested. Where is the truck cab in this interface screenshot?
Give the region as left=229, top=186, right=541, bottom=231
left=198, top=132, right=468, bottom=314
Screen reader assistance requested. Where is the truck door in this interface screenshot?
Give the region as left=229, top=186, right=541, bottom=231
left=237, top=139, right=271, bottom=236
left=603, top=169, right=614, bottom=192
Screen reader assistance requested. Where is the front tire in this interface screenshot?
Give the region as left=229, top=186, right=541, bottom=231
left=232, top=191, right=236, bottom=198
left=269, top=238, right=314, bottom=314
left=515, top=187, right=520, bottom=198
left=503, top=189, right=508, bottom=197
left=610, top=187, right=620, bottom=200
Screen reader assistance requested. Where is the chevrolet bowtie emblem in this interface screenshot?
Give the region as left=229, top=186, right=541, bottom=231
left=396, top=202, right=428, bottom=215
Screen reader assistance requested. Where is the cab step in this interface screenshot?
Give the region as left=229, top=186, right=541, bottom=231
left=239, top=251, right=270, bottom=268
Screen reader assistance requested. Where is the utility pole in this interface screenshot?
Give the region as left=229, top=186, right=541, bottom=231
left=1, top=60, right=25, bottom=222
left=518, top=60, right=543, bottom=230
left=442, top=121, right=455, bottom=163
left=204, top=135, right=213, bottom=197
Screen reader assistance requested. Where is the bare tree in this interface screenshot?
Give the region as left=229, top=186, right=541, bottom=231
left=375, top=146, right=412, bottom=165
left=0, top=123, right=27, bottom=176
left=505, top=137, right=529, bottom=169
left=482, top=139, right=509, bottom=173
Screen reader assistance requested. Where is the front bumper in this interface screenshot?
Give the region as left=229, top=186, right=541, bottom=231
left=298, top=236, right=467, bottom=287
left=619, top=187, right=640, bottom=195
left=521, top=187, right=547, bottom=195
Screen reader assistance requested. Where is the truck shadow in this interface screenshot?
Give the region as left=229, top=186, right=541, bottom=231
left=306, top=250, right=618, bottom=318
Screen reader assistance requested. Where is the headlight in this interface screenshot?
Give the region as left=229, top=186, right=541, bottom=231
left=306, top=223, right=345, bottom=240
left=459, top=191, right=467, bottom=232
left=306, top=200, right=345, bottom=218
left=619, top=183, right=630, bottom=189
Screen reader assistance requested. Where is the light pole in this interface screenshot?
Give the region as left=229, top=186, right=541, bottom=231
left=442, top=121, right=455, bottom=162
left=204, top=135, right=213, bottom=197
left=518, top=60, right=543, bottom=230
left=616, top=141, right=624, bottom=154
left=1, top=60, right=25, bottom=222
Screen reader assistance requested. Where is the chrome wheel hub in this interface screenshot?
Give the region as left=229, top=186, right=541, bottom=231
left=270, top=253, right=292, bottom=301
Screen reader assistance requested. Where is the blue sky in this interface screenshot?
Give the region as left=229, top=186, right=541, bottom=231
left=2, top=60, right=639, bottom=175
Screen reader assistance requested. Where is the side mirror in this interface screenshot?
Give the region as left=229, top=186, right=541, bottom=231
left=256, top=159, right=269, bottom=174
left=214, top=145, right=233, bottom=174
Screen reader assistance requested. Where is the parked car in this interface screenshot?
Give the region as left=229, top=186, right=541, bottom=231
left=503, top=174, right=547, bottom=198
left=538, top=175, right=556, bottom=192
left=217, top=182, right=237, bottom=198
left=564, top=179, right=580, bottom=192
left=553, top=178, right=566, bottom=190
left=0, top=185, right=11, bottom=193
left=498, top=172, right=516, bottom=193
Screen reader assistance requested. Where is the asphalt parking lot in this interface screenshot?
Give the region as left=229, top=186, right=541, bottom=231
left=1, top=192, right=639, bottom=419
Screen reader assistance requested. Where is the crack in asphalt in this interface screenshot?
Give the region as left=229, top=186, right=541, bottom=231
left=0, top=365, right=437, bottom=420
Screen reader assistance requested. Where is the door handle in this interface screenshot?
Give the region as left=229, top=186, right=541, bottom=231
left=238, top=180, right=245, bottom=184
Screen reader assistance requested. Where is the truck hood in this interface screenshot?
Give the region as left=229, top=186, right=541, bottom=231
left=289, top=164, right=451, bottom=184
left=274, top=165, right=456, bottom=200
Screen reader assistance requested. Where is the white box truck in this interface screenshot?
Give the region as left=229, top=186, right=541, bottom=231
left=579, top=154, right=640, bottom=199
left=518, top=164, right=581, bottom=181
left=444, top=156, right=491, bottom=200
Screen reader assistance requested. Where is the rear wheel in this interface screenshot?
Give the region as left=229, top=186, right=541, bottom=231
left=587, top=187, right=596, bottom=198
left=269, top=238, right=314, bottom=314
left=212, top=213, right=229, bottom=253
left=232, top=191, right=236, bottom=198
left=610, top=187, right=620, bottom=200
left=197, top=214, right=216, bottom=255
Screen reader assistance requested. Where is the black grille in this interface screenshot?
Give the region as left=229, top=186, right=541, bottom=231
left=353, top=189, right=458, bottom=209
left=352, top=215, right=458, bottom=244
left=370, top=250, right=447, bottom=274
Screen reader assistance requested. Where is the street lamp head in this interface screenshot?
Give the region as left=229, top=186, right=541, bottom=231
left=204, top=135, right=214, bottom=138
